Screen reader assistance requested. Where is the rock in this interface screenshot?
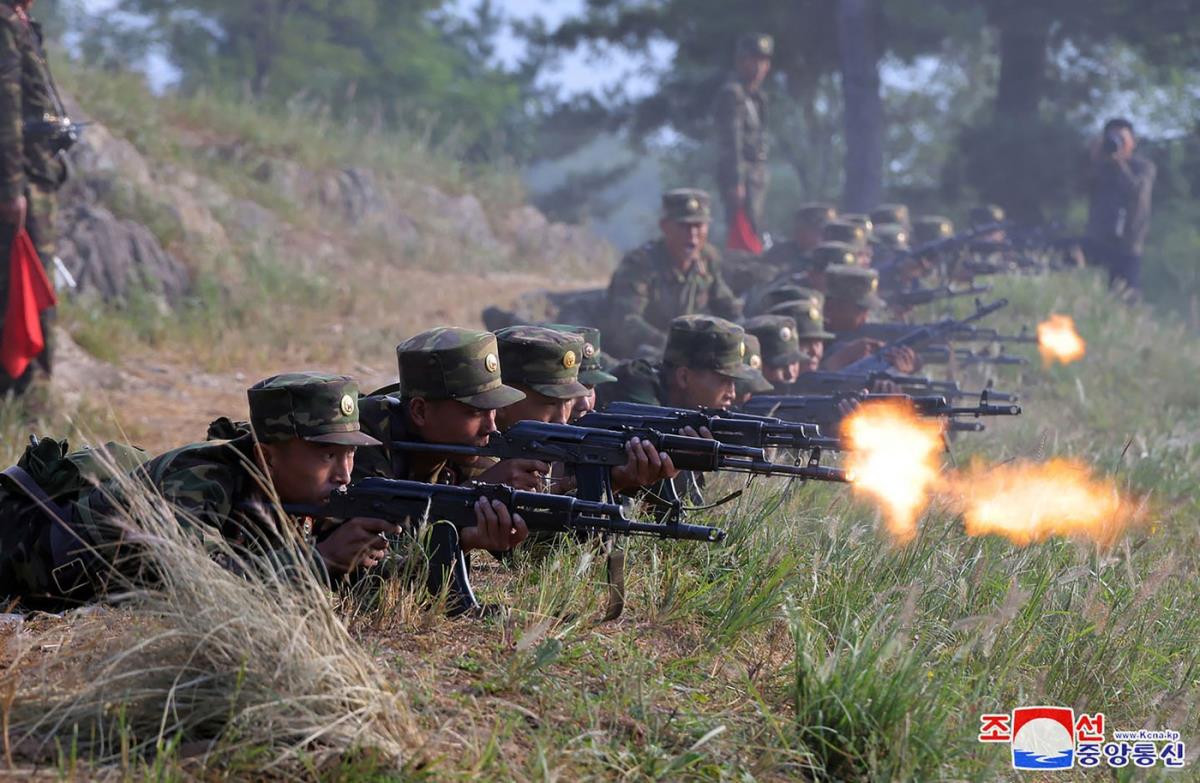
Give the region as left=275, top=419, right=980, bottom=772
left=58, top=203, right=191, bottom=303
left=51, top=328, right=125, bottom=408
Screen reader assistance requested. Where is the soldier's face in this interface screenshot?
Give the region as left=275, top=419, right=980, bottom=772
left=797, top=339, right=824, bottom=372
left=795, top=222, right=825, bottom=251
left=764, top=362, right=801, bottom=385
left=670, top=367, right=737, bottom=410
left=660, top=219, right=708, bottom=266
left=737, top=55, right=771, bottom=87
left=825, top=300, right=868, bottom=333
left=497, top=386, right=574, bottom=428
left=260, top=439, right=355, bottom=506
left=570, top=386, right=597, bottom=423
left=408, top=398, right=497, bottom=465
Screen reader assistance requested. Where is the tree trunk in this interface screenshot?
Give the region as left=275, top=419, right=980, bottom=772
left=990, top=6, right=1050, bottom=221
left=836, top=0, right=883, bottom=212
left=993, top=10, right=1048, bottom=121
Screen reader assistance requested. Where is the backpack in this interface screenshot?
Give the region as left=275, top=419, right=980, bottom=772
left=0, top=436, right=149, bottom=609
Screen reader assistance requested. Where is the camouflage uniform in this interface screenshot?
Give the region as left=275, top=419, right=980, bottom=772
left=744, top=314, right=806, bottom=372
left=714, top=33, right=773, bottom=236
left=355, top=327, right=525, bottom=484
left=870, top=204, right=911, bottom=233
left=759, top=204, right=836, bottom=278
left=605, top=190, right=741, bottom=357
left=911, top=216, right=954, bottom=247
left=495, top=325, right=590, bottom=402
left=602, top=315, right=755, bottom=407
left=822, top=265, right=886, bottom=359
left=541, top=324, right=618, bottom=388
left=1, top=373, right=379, bottom=608
left=0, top=1, right=67, bottom=392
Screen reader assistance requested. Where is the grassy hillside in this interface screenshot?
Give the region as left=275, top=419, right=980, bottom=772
left=5, top=261, right=1198, bottom=779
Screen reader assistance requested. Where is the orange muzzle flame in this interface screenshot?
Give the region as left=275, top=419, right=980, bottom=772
left=949, top=458, right=1132, bottom=546
left=1037, top=314, right=1086, bottom=365
left=841, top=399, right=945, bottom=544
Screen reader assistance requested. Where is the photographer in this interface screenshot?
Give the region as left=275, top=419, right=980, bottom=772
left=0, top=0, right=71, bottom=395
left=1084, top=118, right=1156, bottom=293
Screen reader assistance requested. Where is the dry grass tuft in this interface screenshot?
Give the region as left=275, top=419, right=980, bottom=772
left=4, top=462, right=422, bottom=776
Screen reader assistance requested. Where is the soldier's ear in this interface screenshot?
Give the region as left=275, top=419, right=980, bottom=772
left=673, top=366, right=690, bottom=391
left=408, top=397, right=429, bottom=427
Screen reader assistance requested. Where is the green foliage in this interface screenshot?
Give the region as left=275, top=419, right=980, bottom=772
left=87, top=0, right=536, bottom=162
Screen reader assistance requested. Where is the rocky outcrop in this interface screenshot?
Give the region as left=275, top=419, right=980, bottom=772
left=50, top=95, right=613, bottom=308
left=57, top=202, right=191, bottom=304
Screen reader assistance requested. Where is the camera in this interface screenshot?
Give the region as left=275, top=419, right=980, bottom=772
left=1101, top=129, right=1124, bottom=156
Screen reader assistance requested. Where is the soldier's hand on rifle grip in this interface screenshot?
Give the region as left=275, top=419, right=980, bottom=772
left=316, top=517, right=399, bottom=575
left=824, top=338, right=883, bottom=371
left=460, top=497, right=528, bottom=553
left=0, top=195, right=27, bottom=229
left=612, top=436, right=681, bottom=492
left=476, top=458, right=551, bottom=491
left=882, top=345, right=921, bottom=374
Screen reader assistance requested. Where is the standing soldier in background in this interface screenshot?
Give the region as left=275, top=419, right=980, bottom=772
left=0, top=0, right=70, bottom=395
left=1085, top=118, right=1155, bottom=293
left=604, top=189, right=741, bottom=358
left=714, top=33, right=772, bottom=251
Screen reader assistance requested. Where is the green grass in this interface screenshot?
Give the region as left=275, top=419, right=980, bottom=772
left=6, top=257, right=1197, bottom=783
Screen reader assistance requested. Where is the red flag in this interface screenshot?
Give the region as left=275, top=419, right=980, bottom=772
left=726, top=206, right=763, bottom=254
left=1, top=228, right=57, bottom=379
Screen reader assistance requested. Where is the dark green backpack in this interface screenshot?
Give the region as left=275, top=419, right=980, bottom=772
left=0, top=436, right=149, bottom=609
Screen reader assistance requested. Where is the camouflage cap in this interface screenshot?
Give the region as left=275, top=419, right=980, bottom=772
left=398, top=327, right=526, bottom=409
left=736, top=32, right=774, bottom=58
left=871, top=223, right=909, bottom=250
left=541, top=323, right=618, bottom=386
left=744, top=314, right=806, bottom=367
left=912, top=216, right=955, bottom=245
left=663, top=315, right=757, bottom=380
left=766, top=299, right=836, bottom=341
left=870, top=204, right=911, bottom=229
left=662, top=188, right=711, bottom=224
left=969, top=204, right=1006, bottom=227
left=842, top=213, right=874, bottom=237
left=736, top=333, right=776, bottom=395
left=795, top=202, right=838, bottom=228
left=825, top=264, right=885, bottom=310
left=822, top=220, right=868, bottom=248
left=248, top=372, right=381, bottom=447
left=811, top=241, right=859, bottom=270
left=751, top=283, right=823, bottom=317
left=495, top=325, right=590, bottom=400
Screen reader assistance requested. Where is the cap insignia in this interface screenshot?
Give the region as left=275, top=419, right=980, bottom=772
left=738, top=341, right=746, bottom=358
left=582, top=342, right=596, bottom=359
left=749, top=354, right=762, bottom=370
left=562, top=350, right=577, bottom=369
left=779, top=326, right=793, bottom=342
left=339, top=394, right=356, bottom=417
left=484, top=353, right=499, bottom=373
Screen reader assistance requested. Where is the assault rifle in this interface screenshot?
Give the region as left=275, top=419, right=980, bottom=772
left=919, top=345, right=1030, bottom=367
left=884, top=282, right=993, bottom=310
left=390, top=419, right=851, bottom=509
left=850, top=321, right=1039, bottom=346
left=287, top=478, right=724, bottom=616
left=23, top=115, right=89, bottom=154
left=742, top=391, right=1021, bottom=432
left=876, top=222, right=1010, bottom=277
left=580, top=401, right=842, bottom=452
left=787, top=369, right=1020, bottom=404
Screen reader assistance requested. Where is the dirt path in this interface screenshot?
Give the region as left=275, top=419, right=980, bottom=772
left=54, top=271, right=606, bottom=453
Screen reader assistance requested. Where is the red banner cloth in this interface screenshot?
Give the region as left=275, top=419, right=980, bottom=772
left=726, top=206, right=762, bottom=254
left=1, top=228, right=57, bottom=379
